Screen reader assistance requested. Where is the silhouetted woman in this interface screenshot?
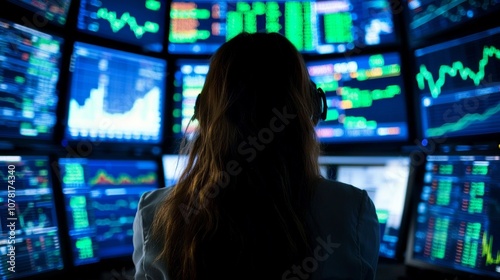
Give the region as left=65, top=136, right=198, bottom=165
left=133, top=32, right=379, bottom=280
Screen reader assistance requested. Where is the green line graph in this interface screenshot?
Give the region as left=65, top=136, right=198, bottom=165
left=427, top=101, right=500, bottom=137
left=416, top=45, right=500, bottom=98
left=96, top=8, right=160, bottom=39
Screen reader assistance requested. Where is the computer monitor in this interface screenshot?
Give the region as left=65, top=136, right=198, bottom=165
left=172, top=59, right=209, bottom=139
left=0, top=18, right=63, bottom=141
left=307, top=52, right=409, bottom=143
left=406, top=154, right=500, bottom=278
left=162, top=154, right=189, bottom=187
left=77, top=0, right=166, bottom=52
left=406, top=0, right=500, bottom=40
left=8, top=0, right=72, bottom=25
left=415, top=27, right=500, bottom=140
left=168, top=0, right=396, bottom=54
left=66, top=42, right=166, bottom=144
left=59, top=158, right=159, bottom=266
left=0, top=155, right=64, bottom=278
left=318, top=155, right=411, bottom=259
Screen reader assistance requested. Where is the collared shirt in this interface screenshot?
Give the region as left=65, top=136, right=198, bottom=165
left=133, top=178, right=380, bottom=279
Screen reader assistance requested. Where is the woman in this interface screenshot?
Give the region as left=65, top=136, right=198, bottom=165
left=133, top=32, right=379, bottom=280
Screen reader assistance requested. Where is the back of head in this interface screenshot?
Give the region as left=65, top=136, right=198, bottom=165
left=153, top=32, right=322, bottom=280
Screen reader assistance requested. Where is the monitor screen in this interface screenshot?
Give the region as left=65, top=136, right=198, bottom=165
left=168, top=0, right=397, bottom=54
left=162, top=154, right=189, bottom=187
left=0, top=156, right=64, bottom=278
left=77, top=0, right=167, bottom=52
left=59, top=158, right=159, bottom=266
left=0, top=19, right=62, bottom=141
left=66, top=42, right=166, bottom=144
left=415, top=27, right=500, bottom=140
left=8, top=0, right=72, bottom=25
left=408, top=154, right=500, bottom=278
left=319, top=155, right=411, bottom=259
left=406, top=0, right=500, bottom=40
left=172, top=60, right=209, bottom=139
left=307, top=52, right=409, bottom=143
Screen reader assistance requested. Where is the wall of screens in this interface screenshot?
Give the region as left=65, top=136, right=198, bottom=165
left=0, top=0, right=499, bottom=278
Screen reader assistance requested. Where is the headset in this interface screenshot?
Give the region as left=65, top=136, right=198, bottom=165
left=193, top=81, right=328, bottom=124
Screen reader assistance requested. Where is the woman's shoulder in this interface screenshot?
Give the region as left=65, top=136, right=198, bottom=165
left=138, top=187, right=173, bottom=212
left=309, top=178, right=375, bottom=230
left=313, top=178, right=367, bottom=206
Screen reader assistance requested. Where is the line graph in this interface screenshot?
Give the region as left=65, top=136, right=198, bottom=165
left=96, top=8, right=160, bottom=39
left=416, top=45, right=500, bottom=98
left=416, top=27, right=500, bottom=139
left=482, top=232, right=500, bottom=265
left=77, top=0, right=166, bottom=52
left=426, top=101, right=500, bottom=137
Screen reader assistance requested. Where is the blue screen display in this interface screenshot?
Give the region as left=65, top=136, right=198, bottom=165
left=0, top=19, right=62, bottom=140
left=406, top=0, right=500, bottom=40
left=410, top=154, right=500, bottom=278
left=169, top=0, right=396, bottom=54
left=307, top=52, right=409, bottom=143
left=319, top=155, right=411, bottom=259
left=59, top=158, right=159, bottom=266
left=66, top=42, right=166, bottom=144
left=415, top=27, right=500, bottom=140
left=8, top=0, right=72, bottom=25
left=0, top=156, right=64, bottom=278
left=77, top=0, right=166, bottom=52
left=172, top=59, right=209, bottom=139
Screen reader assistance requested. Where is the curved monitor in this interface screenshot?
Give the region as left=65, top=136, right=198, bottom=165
left=319, top=155, right=412, bottom=260
left=0, top=18, right=63, bottom=141
left=168, top=0, right=397, bottom=55
left=8, top=0, right=72, bottom=26
left=77, top=0, right=167, bottom=52
left=59, top=158, right=159, bottom=266
left=172, top=59, right=209, bottom=139
left=406, top=0, right=500, bottom=41
left=0, top=155, right=64, bottom=278
left=307, top=52, right=409, bottom=143
left=415, top=27, right=500, bottom=141
left=66, top=42, right=166, bottom=144
left=406, top=154, right=500, bottom=278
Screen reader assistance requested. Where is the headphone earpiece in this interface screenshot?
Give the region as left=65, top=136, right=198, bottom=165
left=310, top=81, right=328, bottom=124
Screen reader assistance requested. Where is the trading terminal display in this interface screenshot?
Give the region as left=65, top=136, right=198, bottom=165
left=0, top=156, right=64, bottom=279
left=0, top=18, right=62, bottom=140
left=307, top=52, right=409, bottom=143
left=410, top=154, right=500, bottom=278
left=66, top=42, right=166, bottom=144
left=319, top=156, right=411, bottom=259
left=8, top=0, right=72, bottom=26
left=415, top=27, right=500, bottom=140
left=59, top=158, right=159, bottom=266
left=168, top=0, right=396, bottom=54
left=77, top=0, right=167, bottom=52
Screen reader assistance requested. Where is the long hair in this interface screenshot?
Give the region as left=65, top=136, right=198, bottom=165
left=152, top=32, right=322, bottom=279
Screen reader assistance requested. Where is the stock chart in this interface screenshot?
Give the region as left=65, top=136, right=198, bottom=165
left=77, top=0, right=166, bottom=52
left=172, top=60, right=209, bottom=139
left=411, top=154, right=500, bottom=278
left=59, top=158, right=158, bottom=266
left=307, top=52, right=409, bottom=143
left=415, top=27, right=500, bottom=139
left=8, top=0, right=72, bottom=25
left=0, top=19, right=62, bottom=140
left=168, top=0, right=396, bottom=54
left=66, top=42, right=165, bottom=144
left=406, top=0, right=500, bottom=40
left=0, top=156, right=64, bottom=278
